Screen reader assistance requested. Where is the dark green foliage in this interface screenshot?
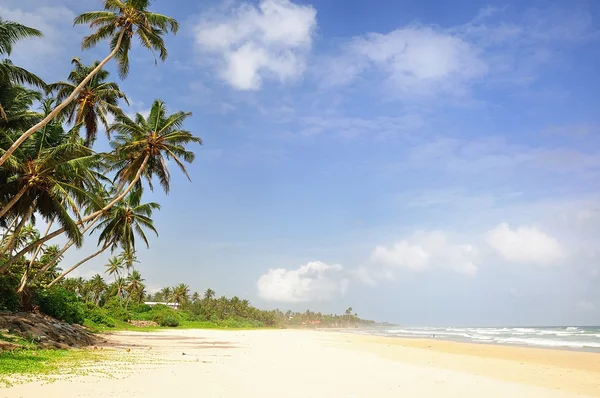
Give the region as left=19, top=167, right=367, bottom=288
left=34, top=287, right=84, bottom=325
left=158, top=315, right=179, bottom=327
left=0, top=272, right=19, bottom=311
left=83, top=304, right=115, bottom=327
left=101, top=297, right=130, bottom=321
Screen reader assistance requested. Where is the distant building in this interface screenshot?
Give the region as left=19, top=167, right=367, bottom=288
left=144, top=301, right=179, bottom=310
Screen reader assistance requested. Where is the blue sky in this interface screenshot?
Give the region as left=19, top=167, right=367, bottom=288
left=3, top=0, right=600, bottom=326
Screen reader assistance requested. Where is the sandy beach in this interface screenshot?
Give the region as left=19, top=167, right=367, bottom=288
left=3, top=329, right=600, bottom=397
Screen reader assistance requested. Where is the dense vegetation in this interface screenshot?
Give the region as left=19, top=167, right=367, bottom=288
left=0, top=2, right=199, bottom=310
left=0, top=2, right=376, bottom=333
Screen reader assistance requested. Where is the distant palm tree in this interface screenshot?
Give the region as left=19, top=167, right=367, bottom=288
left=126, top=269, right=145, bottom=306
left=204, top=288, right=215, bottom=301
left=104, top=256, right=123, bottom=281
left=0, top=0, right=179, bottom=166
left=160, top=286, right=171, bottom=303
left=89, top=274, right=107, bottom=305
left=170, top=283, right=189, bottom=308
left=48, top=58, right=128, bottom=146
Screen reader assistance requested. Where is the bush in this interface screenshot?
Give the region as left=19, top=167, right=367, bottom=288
left=130, top=303, right=152, bottom=313
left=83, top=305, right=116, bottom=327
left=34, top=287, right=85, bottom=324
left=0, top=274, right=19, bottom=312
left=102, top=297, right=131, bottom=321
left=158, top=315, right=179, bottom=327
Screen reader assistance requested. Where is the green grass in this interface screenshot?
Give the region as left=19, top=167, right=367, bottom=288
left=0, top=340, right=110, bottom=387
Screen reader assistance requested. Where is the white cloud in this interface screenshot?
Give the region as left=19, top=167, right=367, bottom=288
left=486, top=223, right=567, bottom=266
left=0, top=5, right=78, bottom=71
left=370, top=231, right=478, bottom=276
left=351, top=27, right=487, bottom=97
left=194, top=0, right=317, bottom=90
left=256, top=261, right=348, bottom=302
left=322, top=6, right=594, bottom=100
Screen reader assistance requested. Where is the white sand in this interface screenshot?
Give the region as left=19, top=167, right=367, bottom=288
left=3, top=329, right=598, bottom=397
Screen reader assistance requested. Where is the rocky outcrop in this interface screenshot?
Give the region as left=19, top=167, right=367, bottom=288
left=0, top=311, right=100, bottom=350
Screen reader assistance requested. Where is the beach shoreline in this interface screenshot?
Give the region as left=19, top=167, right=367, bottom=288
left=3, top=329, right=599, bottom=397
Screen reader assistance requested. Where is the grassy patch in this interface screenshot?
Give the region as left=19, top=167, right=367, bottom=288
left=0, top=346, right=110, bottom=387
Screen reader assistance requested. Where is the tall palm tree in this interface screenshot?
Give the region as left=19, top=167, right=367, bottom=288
left=47, top=188, right=159, bottom=286
left=48, top=58, right=128, bottom=146
left=0, top=0, right=179, bottom=166
left=3, top=100, right=200, bottom=268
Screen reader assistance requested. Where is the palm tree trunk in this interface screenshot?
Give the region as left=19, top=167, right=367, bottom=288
left=0, top=185, right=28, bottom=218
left=28, top=213, right=101, bottom=284
left=0, top=205, right=34, bottom=258
left=16, top=218, right=55, bottom=293
left=0, top=30, right=126, bottom=167
left=47, top=241, right=110, bottom=288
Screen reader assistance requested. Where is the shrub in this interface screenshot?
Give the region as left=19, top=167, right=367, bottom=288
left=130, top=303, right=152, bottom=313
left=0, top=274, right=19, bottom=312
left=34, top=287, right=85, bottom=324
left=102, top=297, right=131, bottom=321
left=84, top=305, right=116, bottom=327
left=158, top=315, right=179, bottom=327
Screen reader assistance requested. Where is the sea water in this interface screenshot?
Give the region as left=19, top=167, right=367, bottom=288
left=351, top=326, right=600, bottom=352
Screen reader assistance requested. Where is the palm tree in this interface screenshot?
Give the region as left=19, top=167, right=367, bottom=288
left=104, top=255, right=123, bottom=281
left=107, top=99, right=201, bottom=196
left=47, top=187, right=159, bottom=286
left=159, top=286, right=171, bottom=303
left=0, top=0, right=179, bottom=166
left=126, top=269, right=145, bottom=306
left=48, top=58, right=128, bottom=146
left=89, top=274, right=107, bottom=305
left=119, top=247, right=138, bottom=272
left=203, top=288, right=215, bottom=301
left=0, top=105, right=101, bottom=240
left=2, top=100, right=200, bottom=268
left=0, top=18, right=44, bottom=119
left=170, top=283, right=189, bottom=309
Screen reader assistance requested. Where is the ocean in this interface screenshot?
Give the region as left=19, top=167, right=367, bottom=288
left=352, top=326, right=600, bottom=352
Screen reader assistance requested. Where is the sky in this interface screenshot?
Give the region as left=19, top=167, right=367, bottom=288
left=2, top=0, right=600, bottom=326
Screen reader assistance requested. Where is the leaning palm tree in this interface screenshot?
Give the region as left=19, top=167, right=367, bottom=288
left=47, top=187, right=159, bottom=286
left=0, top=0, right=179, bottom=166
left=47, top=58, right=128, bottom=146
left=2, top=100, right=199, bottom=271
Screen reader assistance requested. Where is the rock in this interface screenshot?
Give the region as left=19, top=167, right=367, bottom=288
left=0, top=312, right=100, bottom=350
left=0, top=340, right=20, bottom=352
